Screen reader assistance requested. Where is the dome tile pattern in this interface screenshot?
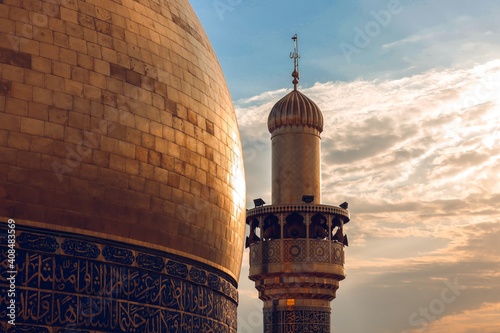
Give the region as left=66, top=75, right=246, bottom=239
left=0, top=0, right=245, bottom=281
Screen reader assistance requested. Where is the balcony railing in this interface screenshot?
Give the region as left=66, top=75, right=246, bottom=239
left=250, top=238, right=344, bottom=267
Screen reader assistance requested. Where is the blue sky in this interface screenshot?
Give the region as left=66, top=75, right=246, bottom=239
left=192, top=0, right=500, bottom=100
left=191, top=1, right=500, bottom=333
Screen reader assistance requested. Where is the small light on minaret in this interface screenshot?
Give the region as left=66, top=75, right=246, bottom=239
left=302, top=195, right=314, bottom=203
left=246, top=34, right=351, bottom=333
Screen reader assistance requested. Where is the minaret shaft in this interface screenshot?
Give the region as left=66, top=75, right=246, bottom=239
left=271, top=129, right=321, bottom=204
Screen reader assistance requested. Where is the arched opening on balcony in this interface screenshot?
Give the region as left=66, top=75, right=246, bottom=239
left=245, top=218, right=261, bottom=248
left=263, top=214, right=280, bottom=240
left=310, top=213, right=328, bottom=239
left=331, top=216, right=342, bottom=241
left=332, top=216, right=348, bottom=246
left=284, top=212, right=306, bottom=238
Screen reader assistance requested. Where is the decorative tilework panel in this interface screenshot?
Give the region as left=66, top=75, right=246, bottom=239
left=264, top=306, right=331, bottom=333
left=331, top=243, right=344, bottom=266
left=0, top=225, right=237, bottom=333
left=250, top=244, right=261, bottom=266
left=283, top=239, right=306, bottom=262
left=251, top=239, right=344, bottom=266
left=262, top=240, right=280, bottom=264
left=309, top=240, right=329, bottom=263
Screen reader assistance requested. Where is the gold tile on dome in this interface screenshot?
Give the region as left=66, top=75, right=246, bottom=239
left=0, top=0, right=246, bottom=282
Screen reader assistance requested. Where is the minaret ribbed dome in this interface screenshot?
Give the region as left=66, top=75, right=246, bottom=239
left=268, top=89, right=324, bottom=133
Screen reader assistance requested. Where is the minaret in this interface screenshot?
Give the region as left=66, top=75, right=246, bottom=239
left=246, top=35, right=350, bottom=333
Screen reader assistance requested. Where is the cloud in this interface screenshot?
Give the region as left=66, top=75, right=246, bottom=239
left=332, top=221, right=500, bottom=333
left=382, top=31, right=437, bottom=50
left=323, top=132, right=412, bottom=164
left=236, top=59, right=500, bottom=333
left=405, top=302, right=500, bottom=333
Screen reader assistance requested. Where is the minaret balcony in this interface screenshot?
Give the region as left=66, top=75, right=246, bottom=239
left=246, top=204, right=349, bottom=283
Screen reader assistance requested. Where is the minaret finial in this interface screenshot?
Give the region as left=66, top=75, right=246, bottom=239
left=290, top=33, right=300, bottom=91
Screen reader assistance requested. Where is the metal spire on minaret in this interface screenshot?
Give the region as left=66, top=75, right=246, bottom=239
left=290, top=34, right=300, bottom=90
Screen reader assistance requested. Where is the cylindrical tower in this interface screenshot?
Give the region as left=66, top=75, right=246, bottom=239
left=246, top=35, right=350, bottom=333
left=268, top=90, right=323, bottom=204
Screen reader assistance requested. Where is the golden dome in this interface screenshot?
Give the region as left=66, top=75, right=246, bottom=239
left=0, top=0, right=245, bottom=281
left=268, top=89, right=324, bottom=133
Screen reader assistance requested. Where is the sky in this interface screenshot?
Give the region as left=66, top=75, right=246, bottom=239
left=190, top=1, right=500, bottom=332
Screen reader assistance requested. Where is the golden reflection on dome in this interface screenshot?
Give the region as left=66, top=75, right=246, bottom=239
left=0, top=0, right=246, bottom=281
left=231, top=129, right=246, bottom=217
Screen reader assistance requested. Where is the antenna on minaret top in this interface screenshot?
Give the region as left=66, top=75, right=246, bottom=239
left=290, top=33, right=300, bottom=91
